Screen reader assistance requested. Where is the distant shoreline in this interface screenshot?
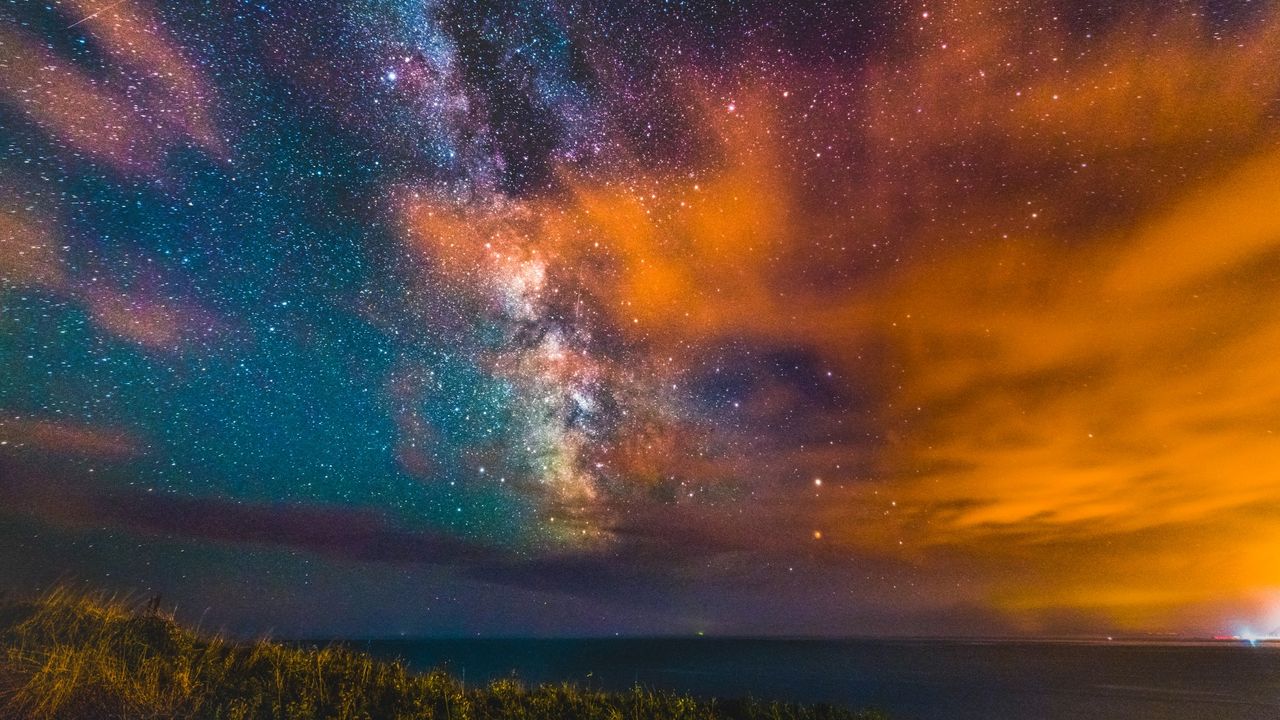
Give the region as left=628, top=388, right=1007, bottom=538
left=323, top=634, right=1280, bottom=648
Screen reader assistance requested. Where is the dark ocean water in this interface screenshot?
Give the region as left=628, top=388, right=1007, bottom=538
left=355, top=638, right=1280, bottom=720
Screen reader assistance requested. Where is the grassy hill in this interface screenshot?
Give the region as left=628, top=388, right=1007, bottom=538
left=0, top=589, right=885, bottom=720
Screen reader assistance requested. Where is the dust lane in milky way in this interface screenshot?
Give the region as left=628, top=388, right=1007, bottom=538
left=2, top=0, right=1280, bottom=637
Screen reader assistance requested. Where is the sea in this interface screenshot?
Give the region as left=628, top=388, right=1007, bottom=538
left=356, top=637, right=1280, bottom=720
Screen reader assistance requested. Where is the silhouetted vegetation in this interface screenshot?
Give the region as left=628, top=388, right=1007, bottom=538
left=0, top=589, right=886, bottom=720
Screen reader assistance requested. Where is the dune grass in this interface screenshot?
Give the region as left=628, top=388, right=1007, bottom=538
left=0, top=589, right=886, bottom=720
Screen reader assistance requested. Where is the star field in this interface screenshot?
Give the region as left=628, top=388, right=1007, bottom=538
left=2, top=0, right=1280, bottom=637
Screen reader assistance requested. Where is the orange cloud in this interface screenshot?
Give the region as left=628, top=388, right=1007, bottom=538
left=0, top=188, right=65, bottom=290
left=80, top=283, right=226, bottom=352
left=0, top=1, right=223, bottom=174
left=60, top=0, right=224, bottom=155
left=1, top=173, right=226, bottom=353
left=830, top=146, right=1280, bottom=629
left=0, top=26, right=163, bottom=174
left=393, top=1, right=1280, bottom=630
left=0, top=418, right=140, bottom=459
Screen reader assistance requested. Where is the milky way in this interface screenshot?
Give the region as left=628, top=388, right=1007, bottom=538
left=3, top=0, right=1280, bottom=637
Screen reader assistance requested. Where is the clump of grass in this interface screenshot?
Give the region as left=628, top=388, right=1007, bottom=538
left=0, top=588, right=886, bottom=720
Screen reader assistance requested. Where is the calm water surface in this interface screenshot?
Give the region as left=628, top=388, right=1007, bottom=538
left=356, top=638, right=1280, bottom=720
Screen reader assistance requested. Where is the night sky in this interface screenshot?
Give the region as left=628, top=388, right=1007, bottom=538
left=2, top=0, right=1280, bottom=638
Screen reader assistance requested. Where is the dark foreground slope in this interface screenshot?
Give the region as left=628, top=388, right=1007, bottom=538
left=0, top=590, right=884, bottom=720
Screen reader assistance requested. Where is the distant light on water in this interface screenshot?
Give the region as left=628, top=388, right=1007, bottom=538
left=1225, top=626, right=1280, bottom=646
